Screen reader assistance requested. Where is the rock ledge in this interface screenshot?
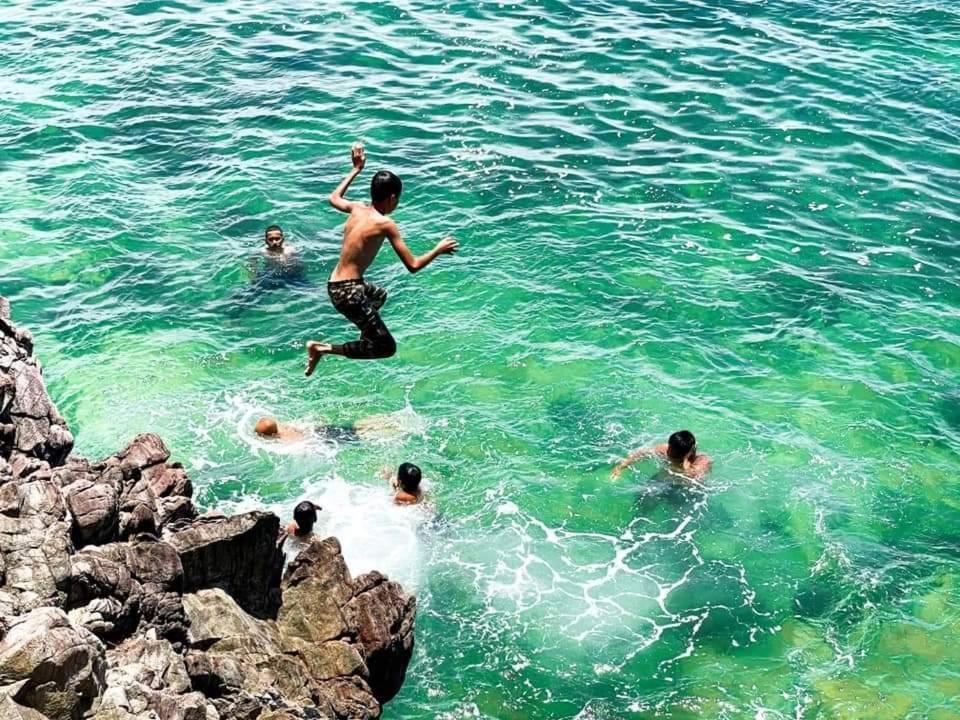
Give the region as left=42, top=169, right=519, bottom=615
left=0, top=298, right=416, bottom=720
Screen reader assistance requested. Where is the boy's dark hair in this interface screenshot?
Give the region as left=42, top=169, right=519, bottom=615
left=371, top=171, right=402, bottom=204
left=667, top=431, right=697, bottom=462
left=293, top=500, right=319, bottom=534
left=397, top=463, right=421, bottom=493
left=265, top=224, right=283, bottom=237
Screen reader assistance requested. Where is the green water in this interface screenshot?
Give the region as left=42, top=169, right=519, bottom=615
left=3, top=0, right=960, bottom=717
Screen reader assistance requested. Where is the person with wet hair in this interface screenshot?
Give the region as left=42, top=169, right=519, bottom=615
left=279, top=499, right=322, bottom=567
left=390, top=462, right=423, bottom=505
left=254, top=416, right=306, bottom=443
left=304, top=143, right=459, bottom=375
left=612, top=430, right=712, bottom=481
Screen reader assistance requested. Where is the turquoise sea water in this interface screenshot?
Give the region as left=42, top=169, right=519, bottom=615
left=3, top=0, right=960, bottom=717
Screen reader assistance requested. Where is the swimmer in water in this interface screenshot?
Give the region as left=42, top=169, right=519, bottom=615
left=280, top=500, right=321, bottom=567
left=263, top=224, right=297, bottom=259
left=254, top=416, right=306, bottom=443
left=253, top=416, right=373, bottom=444
left=390, top=462, right=423, bottom=505
left=612, top=430, right=712, bottom=482
left=304, top=143, right=459, bottom=376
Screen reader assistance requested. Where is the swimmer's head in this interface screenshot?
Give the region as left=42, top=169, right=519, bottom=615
left=397, top=462, right=421, bottom=493
left=293, top=500, right=320, bottom=534
left=264, top=225, right=284, bottom=251
left=255, top=417, right=280, bottom=437
left=371, top=171, right=402, bottom=214
left=667, top=430, right=697, bottom=463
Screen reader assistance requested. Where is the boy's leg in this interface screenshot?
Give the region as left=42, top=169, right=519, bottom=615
left=305, top=281, right=396, bottom=376
left=364, top=282, right=388, bottom=311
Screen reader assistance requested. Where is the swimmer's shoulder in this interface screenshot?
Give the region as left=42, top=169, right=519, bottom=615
left=394, top=490, right=421, bottom=506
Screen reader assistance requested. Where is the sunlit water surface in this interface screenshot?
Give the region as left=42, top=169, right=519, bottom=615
left=3, top=0, right=960, bottom=717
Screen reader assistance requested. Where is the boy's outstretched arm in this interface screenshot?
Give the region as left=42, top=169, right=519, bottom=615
left=386, top=221, right=458, bottom=273
left=329, top=144, right=366, bottom=213
left=611, top=446, right=659, bottom=479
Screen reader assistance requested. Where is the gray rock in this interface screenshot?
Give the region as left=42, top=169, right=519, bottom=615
left=112, top=435, right=170, bottom=478
left=0, top=695, right=51, bottom=720
left=342, top=572, right=416, bottom=704
left=70, top=540, right=187, bottom=645
left=166, top=513, right=281, bottom=619
left=0, top=514, right=72, bottom=613
left=62, top=477, right=120, bottom=548
left=143, top=464, right=192, bottom=500
left=0, top=607, right=105, bottom=720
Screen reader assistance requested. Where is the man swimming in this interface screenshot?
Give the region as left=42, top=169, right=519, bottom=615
left=254, top=417, right=306, bottom=443
left=612, top=430, right=712, bottom=482
left=390, top=462, right=423, bottom=505
left=304, top=143, right=459, bottom=376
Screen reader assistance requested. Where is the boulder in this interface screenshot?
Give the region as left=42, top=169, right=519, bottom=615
left=112, top=435, right=170, bottom=478
left=0, top=607, right=105, bottom=720
left=69, top=540, right=187, bottom=645
left=342, top=572, right=416, bottom=704
left=99, top=638, right=218, bottom=720
left=0, top=345, right=73, bottom=466
left=62, top=467, right=123, bottom=548
left=143, top=464, right=192, bottom=500
left=167, top=513, right=281, bottom=619
left=280, top=540, right=415, bottom=704
left=0, top=513, right=72, bottom=613
left=0, top=696, right=51, bottom=720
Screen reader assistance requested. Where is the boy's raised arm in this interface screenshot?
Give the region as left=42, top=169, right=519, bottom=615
left=329, top=144, right=366, bottom=213
left=385, top=221, right=458, bottom=273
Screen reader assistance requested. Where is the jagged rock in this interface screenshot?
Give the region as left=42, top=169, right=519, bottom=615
left=67, top=552, right=140, bottom=643
left=182, top=585, right=382, bottom=720
left=280, top=540, right=415, bottom=705
left=62, top=476, right=120, bottom=548
left=68, top=540, right=187, bottom=645
left=0, top=607, right=105, bottom=720
left=113, top=435, right=170, bottom=478
left=342, top=572, right=416, bottom=704
left=0, top=307, right=73, bottom=468
left=0, top=296, right=414, bottom=720
left=279, top=541, right=351, bottom=646
left=0, top=514, right=72, bottom=613
left=155, top=497, right=196, bottom=529
left=107, top=638, right=192, bottom=694
left=167, top=513, right=281, bottom=619
left=117, top=480, right=158, bottom=541
left=144, top=464, right=192, bottom=500
left=0, top=695, right=51, bottom=720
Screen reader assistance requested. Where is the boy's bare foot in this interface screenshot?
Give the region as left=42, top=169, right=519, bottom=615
left=305, top=341, right=331, bottom=377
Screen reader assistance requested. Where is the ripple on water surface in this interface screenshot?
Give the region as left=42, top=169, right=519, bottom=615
left=2, top=0, right=960, bottom=717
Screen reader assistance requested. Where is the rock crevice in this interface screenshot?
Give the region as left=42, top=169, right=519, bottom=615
left=0, top=298, right=416, bottom=720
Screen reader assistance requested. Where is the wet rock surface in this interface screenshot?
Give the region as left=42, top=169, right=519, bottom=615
left=0, top=298, right=416, bottom=719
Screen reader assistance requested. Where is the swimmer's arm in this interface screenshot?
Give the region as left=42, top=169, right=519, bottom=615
left=611, top=445, right=664, bottom=479
left=688, top=455, right=712, bottom=480
left=385, top=222, right=459, bottom=273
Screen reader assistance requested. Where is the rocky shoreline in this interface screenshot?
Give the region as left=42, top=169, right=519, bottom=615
left=0, top=297, right=415, bottom=720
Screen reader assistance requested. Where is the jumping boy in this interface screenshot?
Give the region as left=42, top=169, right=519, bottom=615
left=305, top=144, right=458, bottom=376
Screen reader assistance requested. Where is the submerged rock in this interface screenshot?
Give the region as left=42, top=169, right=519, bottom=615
left=0, top=296, right=415, bottom=718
